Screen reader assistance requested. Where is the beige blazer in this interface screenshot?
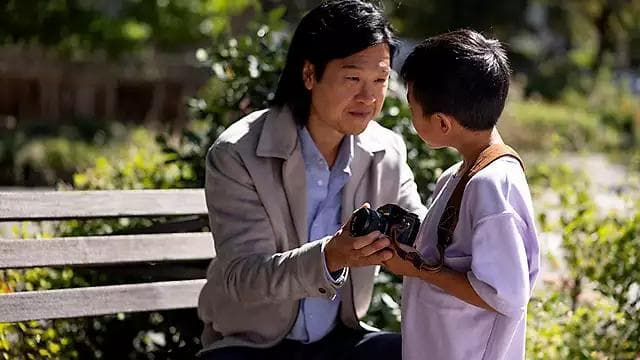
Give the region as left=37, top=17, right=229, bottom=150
left=197, top=106, right=426, bottom=352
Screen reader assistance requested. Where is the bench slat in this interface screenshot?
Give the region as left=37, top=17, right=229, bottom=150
left=0, top=279, right=206, bottom=323
left=0, top=190, right=207, bottom=221
left=0, top=233, right=215, bottom=268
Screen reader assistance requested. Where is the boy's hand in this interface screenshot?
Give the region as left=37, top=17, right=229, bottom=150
left=382, top=245, right=420, bottom=277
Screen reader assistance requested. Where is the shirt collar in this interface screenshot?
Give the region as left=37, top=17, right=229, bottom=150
left=297, top=126, right=353, bottom=176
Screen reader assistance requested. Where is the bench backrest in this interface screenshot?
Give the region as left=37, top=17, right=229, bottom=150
left=0, top=189, right=214, bottom=323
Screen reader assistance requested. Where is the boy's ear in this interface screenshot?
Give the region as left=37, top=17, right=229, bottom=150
left=436, top=113, right=454, bottom=134
left=302, top=61, right=316, bottom=90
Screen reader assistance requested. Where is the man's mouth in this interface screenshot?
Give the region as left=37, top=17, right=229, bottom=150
left=348, top=110, right=372, bottom=118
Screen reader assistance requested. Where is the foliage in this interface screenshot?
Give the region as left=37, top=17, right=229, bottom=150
left=382, top=0, right=529, bottom=42
left=363, top=271, right=402, bottom=331
left=72, top=128, right=196, bottom=190
left=158, top=6, right=289, bottom=188
left=375, top=0, right=640, bottom=100
left=632, top=149, right=640, bottom=172
left=511, top=0, right=640, bottom=99
left=526, top=293, right=630, bottom=360
left=498, top=77, right=639, bottom=152
left=0, top=122, right=193, bottom=189
left=0, top=0, right=258, bottom=58
left=0, top=225, right=93, bottom=359
left=560, top=70, right=640, bottom=147
left=500, top=97, right=621, bottom=152
left=0, top=120, right=131, bottom=187
left=525, top=162, right=640, bottom=358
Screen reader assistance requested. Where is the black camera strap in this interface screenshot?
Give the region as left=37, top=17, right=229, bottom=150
left=394, top=143, right=524, bottom=272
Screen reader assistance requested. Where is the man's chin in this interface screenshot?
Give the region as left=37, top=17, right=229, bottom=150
left=345, top=118, right=374, bottom=135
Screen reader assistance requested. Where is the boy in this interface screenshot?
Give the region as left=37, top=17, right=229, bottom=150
left=383, top=30, right=540, bottom=359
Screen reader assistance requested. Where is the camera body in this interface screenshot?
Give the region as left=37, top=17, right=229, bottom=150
left=349, top=204, right=420, bottom=247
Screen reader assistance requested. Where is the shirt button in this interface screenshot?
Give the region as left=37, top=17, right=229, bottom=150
left=317, top=180, right=323, bottom=186
left=318, top=288, right=326, bottom=294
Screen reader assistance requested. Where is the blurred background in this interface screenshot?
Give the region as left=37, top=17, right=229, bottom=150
left=1, top=0, right=639, bottom=358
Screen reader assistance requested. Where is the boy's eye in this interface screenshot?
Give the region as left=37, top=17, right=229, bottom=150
left=346, top=76, right=360, bottom=81
left=375, top=78, right=388, bottom=83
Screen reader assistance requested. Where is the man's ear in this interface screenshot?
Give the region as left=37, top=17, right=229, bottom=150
left=302, top=61, right=316, bottom=90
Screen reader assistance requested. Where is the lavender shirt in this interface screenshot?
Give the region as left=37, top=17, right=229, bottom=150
left=402, top=157, right=540, bottom=360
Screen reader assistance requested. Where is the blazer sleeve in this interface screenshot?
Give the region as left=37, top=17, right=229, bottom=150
left=204, top=142, right=339, bottom=305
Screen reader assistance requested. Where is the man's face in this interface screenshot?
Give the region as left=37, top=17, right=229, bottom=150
left=305, top=43, right=390, bottom=136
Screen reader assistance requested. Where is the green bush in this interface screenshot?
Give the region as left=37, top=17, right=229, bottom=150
left=72, top=128, right=196, bottom=191
left=527, top=293, right=630, bottom=360
left=500, top=98, right=621, bottom=152
left=363, top=271, right=402, bottom=331
left=526, top=162, right=639, bottom=358
left=0, top=267, right=91, bottom=359
left=0, top=120, right=137, bottom=187
left=561, top=70, right=640, bottom=147
left=500, top=73, right=640, bottom=152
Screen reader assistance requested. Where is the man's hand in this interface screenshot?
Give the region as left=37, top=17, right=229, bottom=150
left=324, top=204, right=393, bottom=272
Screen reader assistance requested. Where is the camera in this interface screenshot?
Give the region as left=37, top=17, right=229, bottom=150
left=349, top=204, right=421, bottom=247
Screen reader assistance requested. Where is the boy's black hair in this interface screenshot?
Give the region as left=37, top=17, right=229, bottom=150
left=272, top=0, right=397, bottom=125
left=401, top=29, right=510, bottom=131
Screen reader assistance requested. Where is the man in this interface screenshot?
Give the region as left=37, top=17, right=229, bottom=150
left=197, top=1, right=425, bottom=359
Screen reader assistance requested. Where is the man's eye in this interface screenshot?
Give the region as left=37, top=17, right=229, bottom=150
left=346, top=76, right=360, bottom=81
left=375, top=78, right=388, bottom=83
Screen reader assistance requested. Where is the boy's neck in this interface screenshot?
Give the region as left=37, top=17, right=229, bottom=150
left=455, top=127, right=503, bottom=175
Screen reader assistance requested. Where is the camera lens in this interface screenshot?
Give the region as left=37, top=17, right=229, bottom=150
left=350, top=207, right=380, bottom=236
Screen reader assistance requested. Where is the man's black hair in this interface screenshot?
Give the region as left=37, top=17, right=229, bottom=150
left=272, top=0, right=397, bottom=125
left=401, top=29, right=510, bottom=130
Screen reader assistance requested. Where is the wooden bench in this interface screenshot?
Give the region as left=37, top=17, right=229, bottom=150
left=0, top=189, right=214, bottom=323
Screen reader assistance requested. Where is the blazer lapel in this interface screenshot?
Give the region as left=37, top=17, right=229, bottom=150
left=342, top=145, right=372, bottom=223
left=256, top=107, right=308, bottom=246
left=341, top=123, right=386, bottom=223
left=282, top=148, right=309, bottom=246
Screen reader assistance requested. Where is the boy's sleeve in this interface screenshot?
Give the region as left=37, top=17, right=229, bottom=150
left=466, top=211, right=531, bottom=318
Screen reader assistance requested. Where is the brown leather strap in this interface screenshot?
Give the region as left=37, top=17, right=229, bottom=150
left=393, top=143, right=524, bottom=272
left=437, top=143, right=524, bottom=253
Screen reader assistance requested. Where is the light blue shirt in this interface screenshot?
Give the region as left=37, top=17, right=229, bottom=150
left=287, top=126, right=353, bottom=343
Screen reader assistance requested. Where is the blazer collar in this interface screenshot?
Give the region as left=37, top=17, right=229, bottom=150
left=354, top=121, right=386, bottom=155
left=256, top=106, right=298, bottom=159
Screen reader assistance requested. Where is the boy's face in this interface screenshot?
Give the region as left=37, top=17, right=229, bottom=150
left=407, top=84, right=445, bottom=148
left=305, top=43, right=391, bottom=136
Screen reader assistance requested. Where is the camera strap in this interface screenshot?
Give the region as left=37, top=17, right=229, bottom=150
left=394, top=143, right=524, bottom=272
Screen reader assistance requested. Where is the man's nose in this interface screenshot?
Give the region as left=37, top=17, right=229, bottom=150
left=355, top=83, right=376, bottom=105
